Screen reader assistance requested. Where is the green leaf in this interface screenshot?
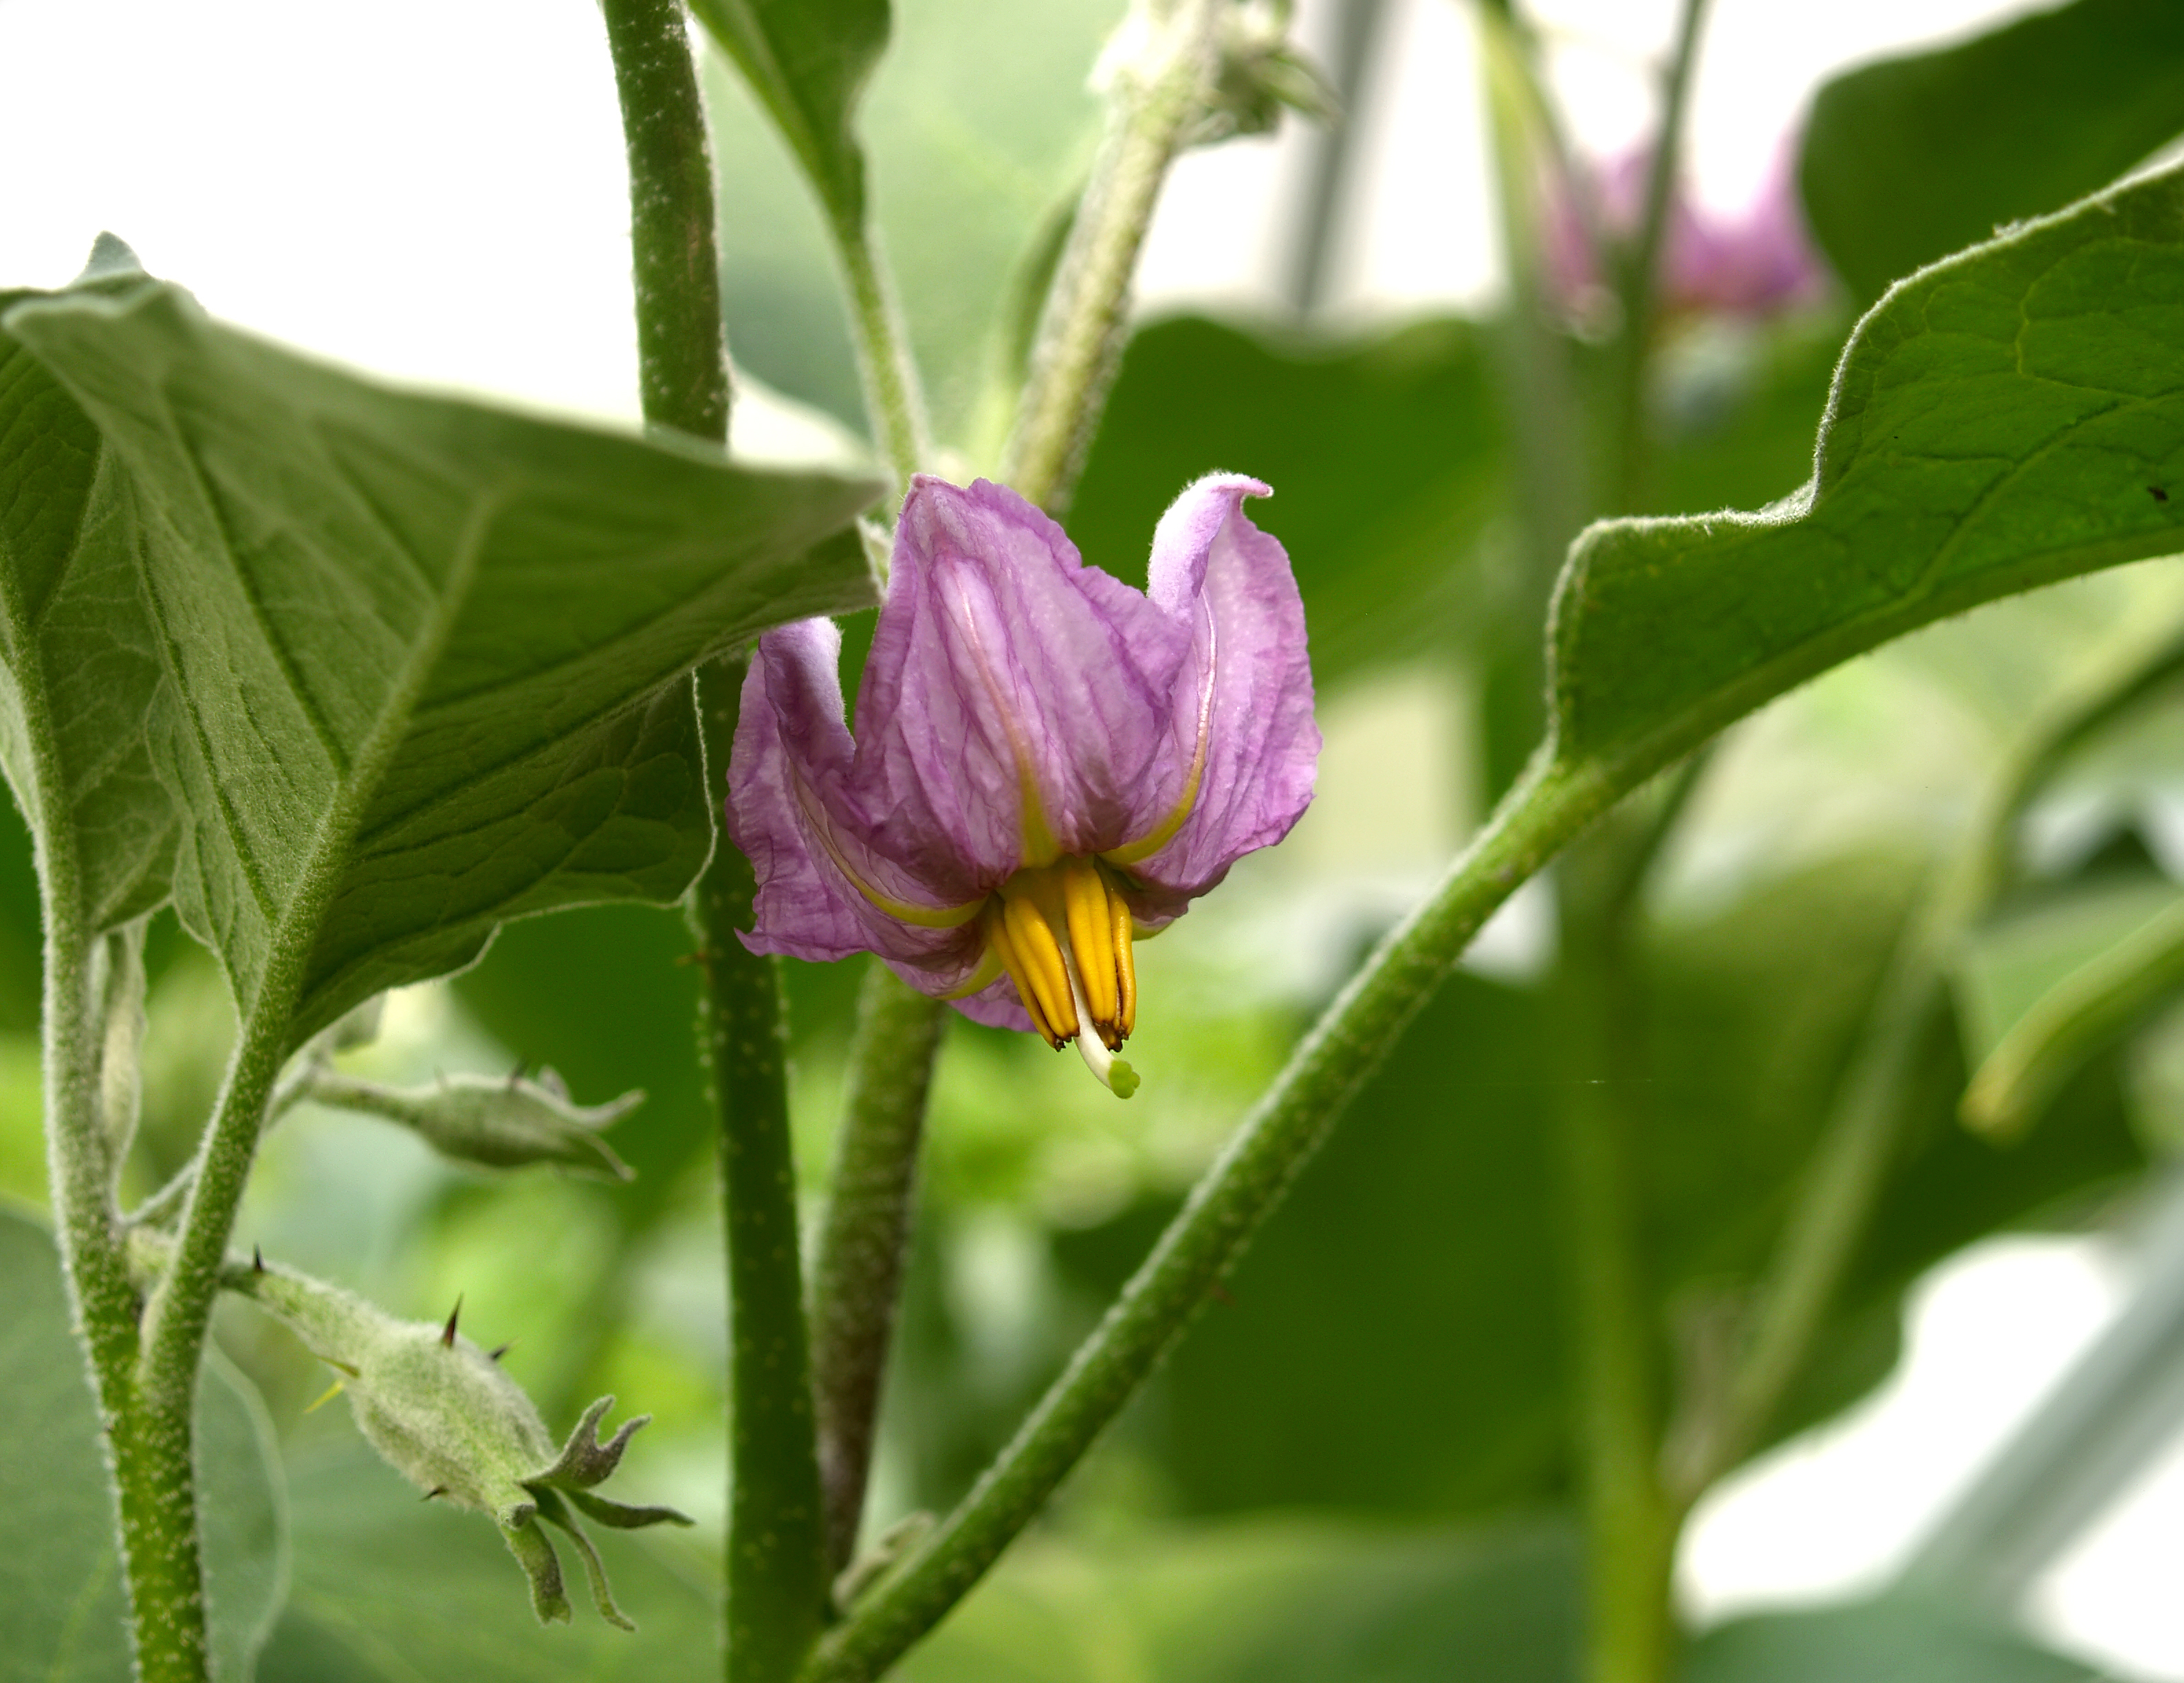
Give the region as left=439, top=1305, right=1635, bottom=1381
left=688, top=0, right=890, bottom=233
left=1962, top=885, right=2184, bottom=1137
left=696, top=0, right=1118, bottom=439
left=1109, top=854, right=2142, bottom=1519
left=1953, top=876, right=2184, bottom=1062
left=1801, top=0, right=2184, bottom=305
left=256, top=1430, right=712, bottom=1683
left=0, top=270, right=881, bottom=1045
left=1684, top=1596, right=2099, bottom=1683
left=1556, top=163, right=2184, bottom=784
left=0, top=272, right=177, bottom=937
left=1070, top=315, right=1504, bottom=690
left=899, top=1517, right=1579, bottom=1683
left=892, top=1519, right=2091, bottom=1683
left=0, top=1207, right=285, bottom=1683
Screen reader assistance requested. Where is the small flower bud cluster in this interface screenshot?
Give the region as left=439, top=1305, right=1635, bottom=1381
left=241, top=1259, right=687, bottom=1628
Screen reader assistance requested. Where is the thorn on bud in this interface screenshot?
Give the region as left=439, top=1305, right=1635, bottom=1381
left=441, top=1295, right=463, bottom=1349
left=424, top=1486, right=448, bottom=1502
left=252, top=1244, right=265, bottom=1274
left=489, top=1341, right=514, bottom=1363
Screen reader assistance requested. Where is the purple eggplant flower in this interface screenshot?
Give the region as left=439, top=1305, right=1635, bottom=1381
left=1544, top=140, right=1827, bottom=321
left=727, top=474, right=1318, bottom=1095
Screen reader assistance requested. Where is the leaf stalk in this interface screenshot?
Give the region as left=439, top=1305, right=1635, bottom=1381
left=604, top=3, right=831, bottom=1677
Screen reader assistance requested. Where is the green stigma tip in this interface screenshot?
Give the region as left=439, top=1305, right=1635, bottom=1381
left=1109, top=1059, right=1139, bottom=1099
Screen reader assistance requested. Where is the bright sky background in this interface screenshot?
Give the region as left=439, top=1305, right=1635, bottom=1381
left=6, top=0, right=2182, bottom=1676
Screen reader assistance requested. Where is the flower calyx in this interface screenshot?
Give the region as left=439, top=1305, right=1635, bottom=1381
left=237, top=1258, right=687, bottom=1629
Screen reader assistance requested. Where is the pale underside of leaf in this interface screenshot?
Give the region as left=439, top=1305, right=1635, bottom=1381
left=2, top=276, right=881, bottom=1042
left=0, top=300, right=176, bottom=934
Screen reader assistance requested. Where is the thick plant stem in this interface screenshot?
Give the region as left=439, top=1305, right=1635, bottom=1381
left=800, top=756, right=1617, bottom=1683
left=1001, top=0, right=1227, bottom=512
left=47, top=918, right=211, bottom=1683
left=1556, top=810, right=1688, bottom=1683
left=8, top=527, right=210, bottom=1679
left=692, top=661, right=831, bottom=1682
left=810, top=962, right=947, bottom=1572
left=1559, top=1066, right=1678, bottom=1683
left=604, top=5, right=829, bottom=1676
left=604, top=0, right=731, bottom=441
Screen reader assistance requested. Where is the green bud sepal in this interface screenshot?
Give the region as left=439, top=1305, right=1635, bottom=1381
left=303, top=1066, right=642, bottom=1180
left=187, top=1247, right=688, bottom=1629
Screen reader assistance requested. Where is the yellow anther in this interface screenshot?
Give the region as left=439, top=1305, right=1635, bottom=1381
left=1001, top=890, right=1079, bottom=1046
left=1108, top=874, right=1137, bottom=1042
left=984, top=905, right=1060, bottom=1047
left=1062, top=859, right=1120, bottom=1045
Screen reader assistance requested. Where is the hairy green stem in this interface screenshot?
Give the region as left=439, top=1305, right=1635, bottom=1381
left=6, top=506, right=212, bottom=1680
left=1608, top=0, right=1711, bottom=513
left=604, top=0, right=732, bottom=441
left=692, top=659, right=832, bottom=1681
left=810, top=962, right=948, bottom=1574
left=1555, top=793, right=1696, bottom=1683
left=1000, top=0, right=1227, bottom=512
left=833, top=214, right=930, bottom=494
left=800, top=754, right=1616, bottom=1682
left=45, top=886, right=209, bottom=1683
left=604, top=6, right=829, bottom=1675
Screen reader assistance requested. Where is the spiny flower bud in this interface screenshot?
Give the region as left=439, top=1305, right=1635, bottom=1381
left=303, top=1066, right=640, bottom=1180
left=240, top=1260, right=687, bottom=1629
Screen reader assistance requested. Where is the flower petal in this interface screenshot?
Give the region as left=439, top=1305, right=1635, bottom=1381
left=728, top=617, right=985, bottom=977
left=853, top=477, right=1190, bottom=886
left=924, top=969, right=1036, bottom=1033
left=1123, top=474, right=1318, bottom=918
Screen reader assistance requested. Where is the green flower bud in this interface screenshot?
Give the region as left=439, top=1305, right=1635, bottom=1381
left=241, top=1260, right=688, bottom=1629
left=1190, top=1, right=1339, bottom=148
left=303, top=1066, right=640, bottom=1180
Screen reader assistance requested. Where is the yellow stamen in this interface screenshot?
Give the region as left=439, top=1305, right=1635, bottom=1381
left=984, top=905, right=1060, bottom=1047
left=1062, top=859, right=1120, bottom=1046
left=1108, top=873, right=1137, bottom=1042
left=1001, top=889, right=1079, bottom=1044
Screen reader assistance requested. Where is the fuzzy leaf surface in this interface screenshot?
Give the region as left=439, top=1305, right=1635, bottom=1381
left=0, top=276, right=175, bottom=934
left=1, top=272, right=880, bottom=1042
left=0, top=1209, right=285, bottom=1683
left=1554, top=163, right=2184, bottom=781
left=689, top=0, right=888, bottom=230
left=1801, top=0, right=2184, bottom=303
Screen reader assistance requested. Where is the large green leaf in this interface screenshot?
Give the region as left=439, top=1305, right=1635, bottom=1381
left=0, top=263, right=177, bottom=938
left=1683, top=1597, right=2098, bottom=1683
left=0, top=267, right=880, bottom=1045
left=1555, top=162, right=2184, bottom=784
left=1069, top=316, right=1503, bottom=690
left=1802, top=0, right=2184, bottom=304
left=0, top=1207, right=285, bottom=1683
left=886, top=1515, right=2088, bottom=1683
left=689, top=0, right=891, bottom=232
left=1080, top=852, right=2143, bottom=1519
left=256, top=1429, right=712, bottom=1683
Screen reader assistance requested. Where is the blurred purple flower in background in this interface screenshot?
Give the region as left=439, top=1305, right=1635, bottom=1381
left=1544, top=140, right=1828, bottom=322
left=728, top=474, right=1319, bottom=1096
